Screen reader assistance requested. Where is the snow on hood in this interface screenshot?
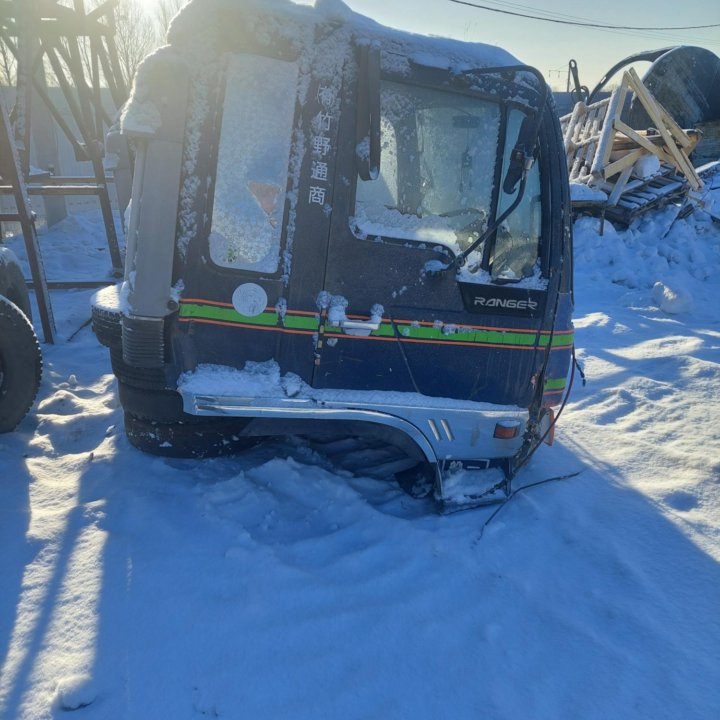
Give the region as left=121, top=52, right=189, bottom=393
left=120, top=46, right=187, bottom=137
left=136, top=0, right=524, bottom=264
left=168, top=0, right=521, bottom=71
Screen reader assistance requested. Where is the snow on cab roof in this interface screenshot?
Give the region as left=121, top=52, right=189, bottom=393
left=167, top=0, right=521, bottom=73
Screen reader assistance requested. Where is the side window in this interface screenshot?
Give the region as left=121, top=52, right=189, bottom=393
left=353, top=81, right=500, bottom=268
left=209, top=54, right=298, bottom=273
left=492, top=108, right=542, bottom=281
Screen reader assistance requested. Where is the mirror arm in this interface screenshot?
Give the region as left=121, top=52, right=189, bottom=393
left=356, top=43, right=381, bottom=181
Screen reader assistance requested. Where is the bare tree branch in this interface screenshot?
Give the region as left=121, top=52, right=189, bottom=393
left=111, top=0, right=157, bottom=87
left=154, top=0, right=187, bottom=40
left=0, top=37, right=17, bottom=86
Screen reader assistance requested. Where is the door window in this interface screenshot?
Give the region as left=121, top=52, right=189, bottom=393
left=353, top=81, right=542, bottom=282
left=209, top=54, right=298, bottom=273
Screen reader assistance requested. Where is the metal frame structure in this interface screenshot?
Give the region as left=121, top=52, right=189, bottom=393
left=0, top=0, right=129, bottom=281
left=0, top=96, right=54, bottom=342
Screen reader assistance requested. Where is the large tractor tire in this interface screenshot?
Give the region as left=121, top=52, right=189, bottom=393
left=0, top=247, right=32, bottom=319
left=0, top=295, right=42, bottom=433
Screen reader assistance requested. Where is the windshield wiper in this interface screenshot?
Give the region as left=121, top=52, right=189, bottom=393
left=448, top=176, right=530, bottom=270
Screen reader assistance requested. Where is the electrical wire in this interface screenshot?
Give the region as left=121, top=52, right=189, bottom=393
left=449, top=0, right=720, bottom=31
left=474, top=468, right=584, bottom=541
left=464, top=0, right=718, bottom=36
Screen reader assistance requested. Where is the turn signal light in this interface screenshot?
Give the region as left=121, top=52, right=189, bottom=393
left=494, top=421, right=521, bottom=439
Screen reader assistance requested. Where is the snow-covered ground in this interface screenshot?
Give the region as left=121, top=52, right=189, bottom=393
left=1, top=169, right=719, bottom=719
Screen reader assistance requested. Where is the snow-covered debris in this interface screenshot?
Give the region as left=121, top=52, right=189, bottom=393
left=570, top=182, right=607, bottom=202
left=573, top=184, right=720, bottom=296
left=652, top=280, right=693, bottom=314
left=633, top=154, right=661, bottom=180
left=52, top=674, right=97, bottom=711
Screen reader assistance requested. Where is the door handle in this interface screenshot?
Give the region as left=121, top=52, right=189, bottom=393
left=327, top=301, right=384, bottom=335
left=333, top=317, right=381, bottom=331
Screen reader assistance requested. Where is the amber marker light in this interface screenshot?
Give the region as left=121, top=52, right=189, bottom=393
left=494, top=421, right=521, bottom=439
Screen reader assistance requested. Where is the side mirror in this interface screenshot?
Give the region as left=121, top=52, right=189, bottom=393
left=356, top=43, right=381, bottom=181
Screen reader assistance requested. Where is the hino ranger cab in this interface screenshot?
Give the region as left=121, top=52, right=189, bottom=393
left=92, top=0, right=575, bottom=510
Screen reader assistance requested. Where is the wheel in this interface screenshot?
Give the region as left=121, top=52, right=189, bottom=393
left=123, top=411, right=257, bottom=458
left=117, top=381, right=188, bottom=422
left=110, top=347, right=168, bottom=390
left=0, top=247, right=32, bottom=319
left=91, top=304, right=122, bottom=348
left=0, top=295, right=42, bottom=433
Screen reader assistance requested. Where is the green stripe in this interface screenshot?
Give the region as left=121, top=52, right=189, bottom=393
left=543, top=377, right=567, bottom=391
left=396, top=324, right=573, bottom=348
left=179, top=303, right=275, bottom=326
left=281, top=315, right=318, bottom=331
left=179, top=303, right=318, bottom=330
left=179, top=303, right=573, bottom=348
left=325, top=323, right=395, bottom=338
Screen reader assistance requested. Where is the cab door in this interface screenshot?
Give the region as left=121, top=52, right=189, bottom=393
left=313, top=59, right=552, bottom=407
left=178, top=31, right=347, bottom=386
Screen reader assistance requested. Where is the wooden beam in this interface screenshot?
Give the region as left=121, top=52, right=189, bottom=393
left=603, top=147, right=645, bottom=180
left=626, top=68, right=693, bottom=150
left=590, top=75, right=629, bottom=176
left=607, top=164, right=635, bottom=206
left=621, top=68, right=703, bottom=190
left=614, top=120, right=667, bottom=157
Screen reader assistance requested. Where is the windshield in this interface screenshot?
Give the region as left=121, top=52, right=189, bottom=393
left=353, top=80, right=542, bottom=282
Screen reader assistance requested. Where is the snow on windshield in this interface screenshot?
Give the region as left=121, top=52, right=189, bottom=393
left=353, top=82, right=543, bottom=283
left=126, top=0, right=532, bottom=279
left=209, top=54, right=298, bottom=273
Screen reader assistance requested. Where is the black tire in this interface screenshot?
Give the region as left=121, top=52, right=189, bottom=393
left=0, top=248, right=32, bottom=320
left=91, top=304, right=122, bottom=348
left=123, top=411, right=257, bottom=458
left=110, top=347, right=168, bottom=390
left=118, top=381, right=189, bottom=422
left=0, top=295, right=42, bottom=433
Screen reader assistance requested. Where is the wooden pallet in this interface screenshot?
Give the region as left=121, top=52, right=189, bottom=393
left=601, top=169, right=688, bottom=226
left=562, top=69, right=704, bottom=227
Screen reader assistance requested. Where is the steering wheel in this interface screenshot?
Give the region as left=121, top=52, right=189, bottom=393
left=440, top=207, right=487, bottom=250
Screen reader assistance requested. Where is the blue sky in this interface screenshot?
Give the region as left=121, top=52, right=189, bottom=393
left=340, top=0, right=720, bottom=89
